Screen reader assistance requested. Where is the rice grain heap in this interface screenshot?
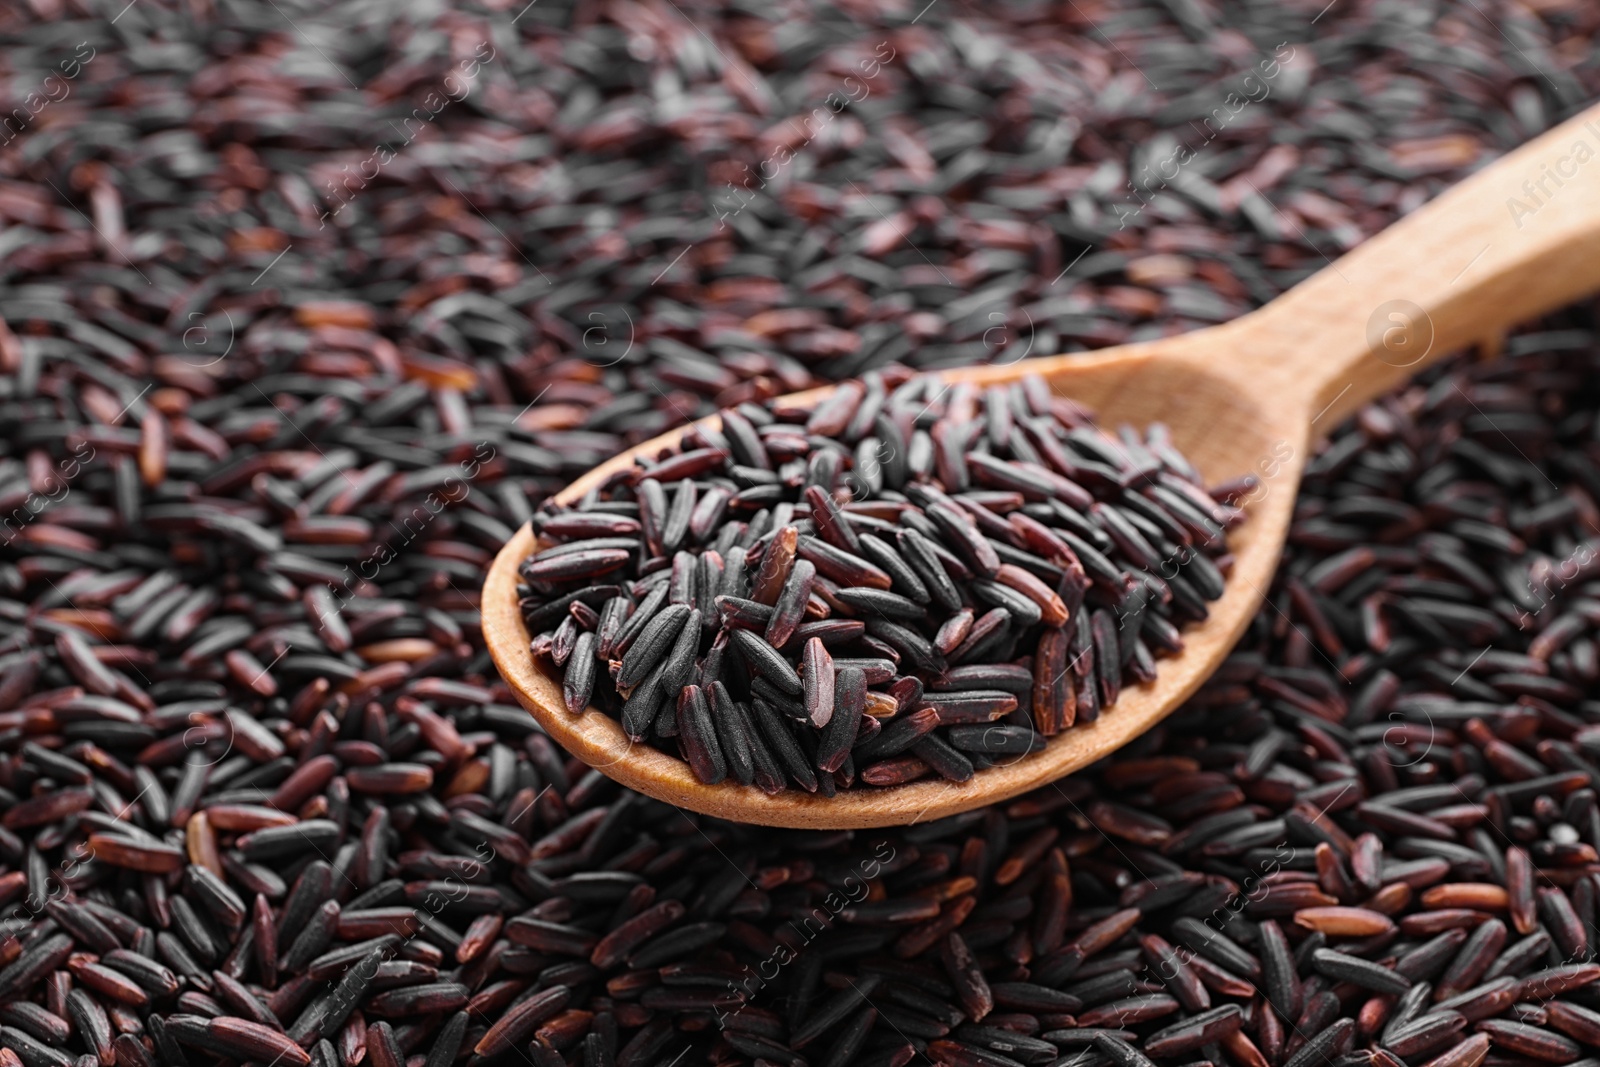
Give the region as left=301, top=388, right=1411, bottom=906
left=4, top=0, right=1600, bottom=1063
left=520, top=370, right=1241, bottom=793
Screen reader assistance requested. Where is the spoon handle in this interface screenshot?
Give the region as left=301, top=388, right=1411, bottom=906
left=1219, top=99, right=1600, bottom=427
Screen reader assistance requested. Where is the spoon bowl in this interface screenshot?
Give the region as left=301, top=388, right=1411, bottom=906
left=485, top=100, right=1600, bottom=828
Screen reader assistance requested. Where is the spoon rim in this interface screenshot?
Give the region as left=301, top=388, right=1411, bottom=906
left=481, top=357, right=1297, bottom=829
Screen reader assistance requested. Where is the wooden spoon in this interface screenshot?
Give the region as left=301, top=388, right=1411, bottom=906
left=485, top=101, right=1600, bottom=828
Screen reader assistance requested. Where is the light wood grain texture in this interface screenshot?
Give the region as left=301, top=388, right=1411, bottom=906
left=483, top=101, right=1600, bottom=828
